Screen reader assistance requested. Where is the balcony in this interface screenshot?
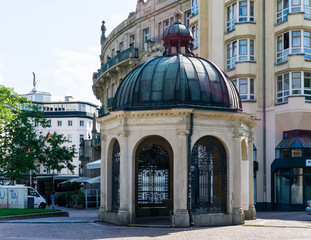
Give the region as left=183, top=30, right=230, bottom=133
left=275, top=54, right=311, bottom=73
left=225, top=22, right=257, bottom=43
left=97, top=47, right=139, bottom=79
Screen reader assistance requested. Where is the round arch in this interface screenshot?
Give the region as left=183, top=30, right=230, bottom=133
left=189, top=135, right=227, bottom=213
left=191, top=134, right=231, bottom=164
left=106, top=138, right=120, bottom=212
left=134, top=135, right=174, bottom=218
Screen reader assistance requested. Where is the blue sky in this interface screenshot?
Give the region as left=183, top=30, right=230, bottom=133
left=0, top=0, right=137, bottom=105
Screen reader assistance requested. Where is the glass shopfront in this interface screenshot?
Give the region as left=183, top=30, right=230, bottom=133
left=273, top=130, right=311, bottom=210
left=275, top=168, right=311, bottom=210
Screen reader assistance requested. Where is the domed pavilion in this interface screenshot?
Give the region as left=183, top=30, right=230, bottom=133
left=97, top=12, right=257, bottom=227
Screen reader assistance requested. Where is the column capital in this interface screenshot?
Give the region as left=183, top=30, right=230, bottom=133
left=232, top=125, right=244, bottom=138
left=118, top=130, right=129, bottom=137
left=100, top=134, right=107, bottom=141
left=177, top=130, right=189, bottom=136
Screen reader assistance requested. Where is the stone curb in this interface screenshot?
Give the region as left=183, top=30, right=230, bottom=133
left=0, top=211, right=69, bottom=221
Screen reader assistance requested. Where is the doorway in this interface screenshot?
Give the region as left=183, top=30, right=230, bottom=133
left=135, top=137, right=173, bottom=218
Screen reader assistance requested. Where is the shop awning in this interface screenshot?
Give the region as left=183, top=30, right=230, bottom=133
left=276, top=137, right=311, bottom=149
left=86, top=159, right=101, bottom=169
left=85, top=176, right=100, bottom=184
left=60, top=177, right=91, bottom=184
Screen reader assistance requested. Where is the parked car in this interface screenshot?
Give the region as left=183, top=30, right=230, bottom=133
left=0, top=185, right=46, bottom=209
left=306, top=200, right=311, bottom=214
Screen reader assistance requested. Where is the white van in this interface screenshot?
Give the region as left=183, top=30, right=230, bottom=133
left=0, top=185, right=46, bottom=209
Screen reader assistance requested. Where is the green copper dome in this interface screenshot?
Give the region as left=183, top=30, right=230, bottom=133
left=113, top=55, right=241, bottom=111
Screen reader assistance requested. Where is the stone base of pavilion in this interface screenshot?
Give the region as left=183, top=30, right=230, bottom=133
left=98, top=208, right=250, bottom=227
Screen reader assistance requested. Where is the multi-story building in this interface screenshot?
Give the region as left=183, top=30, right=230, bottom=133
left=21, top=88, right=98, bottom=196
left=93, top=0, right=311, bottom=214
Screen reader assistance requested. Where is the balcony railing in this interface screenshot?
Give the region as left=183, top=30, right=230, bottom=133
left=97, top=47, right=139, bottom=78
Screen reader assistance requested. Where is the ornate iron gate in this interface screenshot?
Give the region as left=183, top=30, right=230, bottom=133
left=189, top=136, right=227, bottom=213
left=111, top=141, right=120, bottom=212
left=137, top=144, right=171, bottom=215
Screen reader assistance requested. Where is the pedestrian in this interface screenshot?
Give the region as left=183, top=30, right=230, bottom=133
left=50, top=191, right=56, bottom=209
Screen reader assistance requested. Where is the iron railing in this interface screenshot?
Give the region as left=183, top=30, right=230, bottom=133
left=189, top=136, right=227, bottom=214
left=111, top=141, right=120, bottom=212
left=97, top=47, right=139, bottom=78
left=84, top=189, right=100, bottom=209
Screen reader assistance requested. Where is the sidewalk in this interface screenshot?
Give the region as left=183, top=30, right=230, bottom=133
left=2, top=207, right=311, bottom=228
left=0, top=206, right=99, bottom=223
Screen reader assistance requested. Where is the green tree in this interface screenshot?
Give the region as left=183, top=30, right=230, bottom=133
left=0, top=90, right=76, bottom=181
left=0, top=85, right=26, bottom=129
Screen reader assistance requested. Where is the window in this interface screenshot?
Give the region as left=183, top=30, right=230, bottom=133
left=143, top=28, right=150, bottom=50
left=68, top=120, right=72, bottom=126
left=277, top=30, right=311, bottom=63
left=119, top=42, right=124, bottom=52
left=292, top=149, right=303, bottom=157
left=47, top=120, right=51, bottom=127
left=226, top=1, right=254, bottom=32
left=227, top=39, right=255, bottom=70
left=276, top=71, right=311, bottom=103
left=111, top=48, right=115, bottom=57
left=80, top=120, right=84, bottom=127
left=304, top=31, right=311, bottom=60
left=57, top=120, right=62, bottom=127
left=80, top=134, right=84, bottom=142
left=163, top=20, right=169, bottom=30
left=170, top=17, right=174, bottom=25
left=192, top=24, right=199, bottom=49
left=232, top=78, right=255, bottom=100
left=185, top=11, right=191, bottom=28
left=292, top=72, right=301, bottom=94
left=158, top=22, right=162, bottom=37
left=277, top=0, right=311, bottom=23
left=130, top=35, right=135, bottom=47
left=305, top=72, right=311, bottom=99
left=68, top=134, right=72, bottom=142
left=282, top=149, right=290, bottom=157
left=191, top=0, right=199, bottom=16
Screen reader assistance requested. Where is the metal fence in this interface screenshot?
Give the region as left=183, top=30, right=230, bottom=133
left=84, top=189, right=100, bottom=209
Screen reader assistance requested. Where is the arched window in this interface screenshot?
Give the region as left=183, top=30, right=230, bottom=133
left=190, top=136, right=227, bottom=213
left=111, top=140, right=120, bottom=212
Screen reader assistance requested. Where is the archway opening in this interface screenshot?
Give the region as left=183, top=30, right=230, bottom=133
left=189, top=136, right=227, bottom=213
left=135, top=136, right=173, bottom=218
left=111, top=140, right=120, bottom=212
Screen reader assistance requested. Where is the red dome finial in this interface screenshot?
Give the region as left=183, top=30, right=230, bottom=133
left=162, top=10, right=194, bottom=56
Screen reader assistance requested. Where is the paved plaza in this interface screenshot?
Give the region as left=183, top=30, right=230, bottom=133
left=0, top=207, right=311, bottom=240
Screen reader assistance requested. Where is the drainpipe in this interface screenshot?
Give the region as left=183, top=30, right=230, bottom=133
left=262, top=0, right=267, bottom=207
left=187, top=113, right=194, bottom=213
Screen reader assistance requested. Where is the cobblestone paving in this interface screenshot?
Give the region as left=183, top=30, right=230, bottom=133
left=0, top=209, right=311, bottom=240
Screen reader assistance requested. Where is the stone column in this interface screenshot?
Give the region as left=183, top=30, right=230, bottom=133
left=117, top=130, right=131, bottom=225
left=98, top=134, right=107, bottom=221
left=172, top=130, right=190, bottom=227
left=232, top=126, right=244, bottom=225
left=248, top=132, right=256, bottom=220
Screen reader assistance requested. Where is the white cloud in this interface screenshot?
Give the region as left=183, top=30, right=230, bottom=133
left=43, top=47, right=100, bottom=104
